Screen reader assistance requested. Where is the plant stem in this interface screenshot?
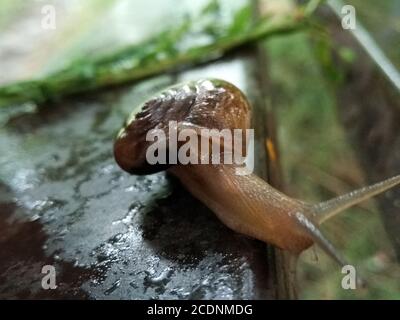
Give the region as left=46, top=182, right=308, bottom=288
left=0, top=0, right=321, bottom=107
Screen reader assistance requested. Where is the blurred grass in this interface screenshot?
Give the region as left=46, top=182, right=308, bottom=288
left=0, top=0, right=312, bottom=107
left=265, top=31, right=400, bottom=299
left=347, top=0, right=400, bottom=70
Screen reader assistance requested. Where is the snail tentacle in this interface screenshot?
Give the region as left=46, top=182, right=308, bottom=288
left=293, top=211, right=347, bottom=267
left=312, top=175, right=400, bottom=224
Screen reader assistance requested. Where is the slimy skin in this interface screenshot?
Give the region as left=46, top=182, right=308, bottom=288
left=169, top=164, right=313, bottom=253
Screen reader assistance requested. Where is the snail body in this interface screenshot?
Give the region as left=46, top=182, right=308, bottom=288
left=169, top=164, right=313, bottom=253
left=114, top=79, right=400, bottom=266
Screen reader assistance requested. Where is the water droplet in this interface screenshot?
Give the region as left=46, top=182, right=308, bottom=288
left=145, top=267, right=173, bottom=285
left=104, top=279, right=121, bottom=295
left=58, top=228, right=69, bottom=236
left=30, top=214, right=40, bottom=222
left=125, top=185, right=135, bottom=192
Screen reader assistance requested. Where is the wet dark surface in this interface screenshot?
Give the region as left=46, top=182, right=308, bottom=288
left=0, top=56, right=275, bottom=299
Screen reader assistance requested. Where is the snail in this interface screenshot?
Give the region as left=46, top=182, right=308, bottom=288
left=114, top=78, right=400, bottom=269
